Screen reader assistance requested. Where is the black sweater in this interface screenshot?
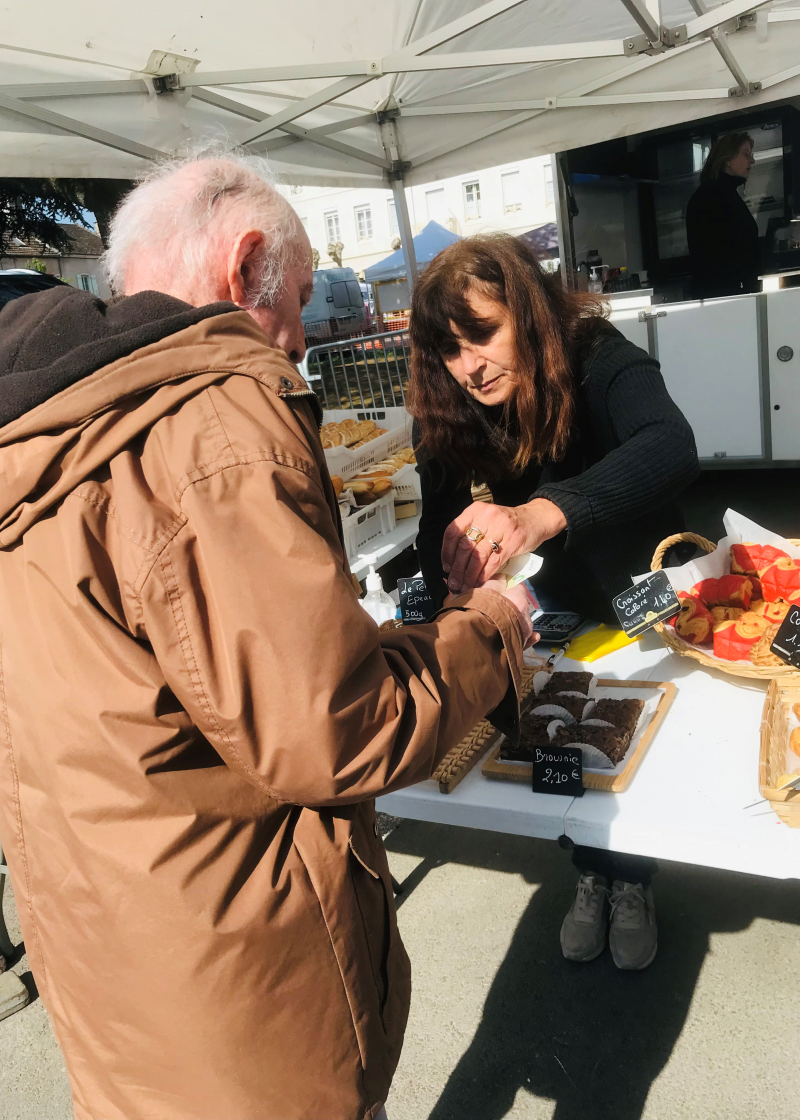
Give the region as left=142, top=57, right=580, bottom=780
left=685, top=174, right=760, bottom=300
left=415, top=328, right=700, bottom=624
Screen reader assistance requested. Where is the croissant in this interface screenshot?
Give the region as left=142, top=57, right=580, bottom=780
left=751, top=598, right=789, bottom=624
left=730, top=542, right=789, bottom=576
left=672, top=592, right=713, bottom=645
left=692, top=575, right=753, bottom=610
left=760, top=557, right=800, bottom=603
left=713, top=615, right=763, bottom=661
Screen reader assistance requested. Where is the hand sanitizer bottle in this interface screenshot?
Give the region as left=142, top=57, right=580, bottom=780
left=360, top=565, right=397, bottom=625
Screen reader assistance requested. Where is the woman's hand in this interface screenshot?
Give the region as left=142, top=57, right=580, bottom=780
left=442, top=498, right=567, bottom=593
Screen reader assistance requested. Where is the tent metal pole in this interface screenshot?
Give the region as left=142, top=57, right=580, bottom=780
left=0, top=91, right=161, bottom=161
left=553, top=153, right=576, bottom=292
left=390, top=178, right=418, bottom=286
left=687, top=0, right=756, bottom=93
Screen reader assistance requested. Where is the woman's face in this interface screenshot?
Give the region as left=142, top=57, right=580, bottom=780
left=442, top=289, right=518, bottom=406
left=725, top=141, right=755, bottom=178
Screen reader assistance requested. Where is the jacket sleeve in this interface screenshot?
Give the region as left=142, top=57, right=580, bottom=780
left=533, top=347, right=699, bottom=546
left=139, top=454, right=524, bottom=807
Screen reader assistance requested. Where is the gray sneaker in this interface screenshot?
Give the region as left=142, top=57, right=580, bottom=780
left=560, top=873, right=609, bottom=962
left=609, top=881, right=658, bottom=970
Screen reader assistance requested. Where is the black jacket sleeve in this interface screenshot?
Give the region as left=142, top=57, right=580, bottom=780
left=414, top=424, right=473, bottom=616
left=533, top=337, right=699, bottom=547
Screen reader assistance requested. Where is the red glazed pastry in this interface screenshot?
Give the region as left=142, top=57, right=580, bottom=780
left=671, top=592, right=713, bottom=645
left=751, top=598, right=790, bottom=624
left=759, top=557, right=800, bottom=603
left=692, top=575, right=752, bottom=609
left=712, top=616, right=763, bottom=661
left=730, top=542, right=789, bottom=576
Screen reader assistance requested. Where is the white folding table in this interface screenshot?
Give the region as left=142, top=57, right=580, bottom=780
left=378, top=635, right=800, bottom=880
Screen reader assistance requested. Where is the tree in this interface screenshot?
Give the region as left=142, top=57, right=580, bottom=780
left=0, top=179, right=89, bottom=257
left=327, top=240, right=344, bottom=267
left=311, top=247, right=320, bottom=270
left=59, top=179, right=135, bottom=247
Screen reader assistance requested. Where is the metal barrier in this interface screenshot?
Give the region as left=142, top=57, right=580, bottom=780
left=301, top=328, right=411, bottom=411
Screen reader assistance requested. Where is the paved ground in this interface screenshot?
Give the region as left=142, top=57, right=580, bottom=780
left=2, top=817, right=799, bottom=1120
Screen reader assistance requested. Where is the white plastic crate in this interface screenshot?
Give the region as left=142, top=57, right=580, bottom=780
left=323, top=409, right=412, bottom=480
left=391, top=461, right=422, bottom=502
left=341, top=490, right=397, bottom=562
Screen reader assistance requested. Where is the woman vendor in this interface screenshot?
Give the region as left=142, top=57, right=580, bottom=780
left=686, top=131, right=759, bottom=300
left=409, top=234, right=699, bottom=970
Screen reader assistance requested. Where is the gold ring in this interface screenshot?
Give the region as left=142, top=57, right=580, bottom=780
left=464, top=526, right=485, bottom=543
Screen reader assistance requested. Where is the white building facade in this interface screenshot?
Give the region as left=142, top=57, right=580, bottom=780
left=279, top=155, right=555, bottom=277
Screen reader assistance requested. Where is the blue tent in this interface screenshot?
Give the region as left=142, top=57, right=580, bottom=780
left=364, top=220, right=460, bottom=283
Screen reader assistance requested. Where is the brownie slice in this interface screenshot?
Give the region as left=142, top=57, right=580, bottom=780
left=553, top=724, right=628, bottom=765
left=592, top=699, right=644, bottom=745
left=539, top=671, right=593, bottom=698
left=530, top=695, right=591, bottom=722
left=501, top=714, right=557, bottom=762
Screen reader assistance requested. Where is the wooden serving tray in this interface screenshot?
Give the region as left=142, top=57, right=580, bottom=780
left=482, top=678, right=677, bottom=793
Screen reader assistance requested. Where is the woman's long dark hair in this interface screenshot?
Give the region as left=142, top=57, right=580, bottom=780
left=407, top=233, right=609, bottom=485
left=701, top=131, right=753, bottom=184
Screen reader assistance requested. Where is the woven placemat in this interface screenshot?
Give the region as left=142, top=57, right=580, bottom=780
left=432, top=663, right=543, bottom=793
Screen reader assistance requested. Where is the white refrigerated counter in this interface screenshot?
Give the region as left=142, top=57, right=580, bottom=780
left=609, top=287, right=800, bottom=465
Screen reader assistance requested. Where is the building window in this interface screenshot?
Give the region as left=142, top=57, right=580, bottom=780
left=298, top=215, right=309, bottom=233
left=355, top=205, right=373, bottom=241
left=76, top=274, right=99, bottom=295
left=544, top=163, right=554, bottom=207
left=388, top=199, right=399, bottom=238
left=325, top=211, right=340, bottom=243
left=501, top=170, right=523, bottom=213
left=463, top=180, right=481, bottom=220
left=426, top=188, right=448, bottom=224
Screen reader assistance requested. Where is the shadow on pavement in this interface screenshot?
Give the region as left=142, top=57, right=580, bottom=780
left=384, top=820, right=800, bottom=1120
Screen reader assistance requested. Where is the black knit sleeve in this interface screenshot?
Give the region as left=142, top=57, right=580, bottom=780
left=533, top=339, right=699, bottom=546
left=414, top=424, right=473, bottom=615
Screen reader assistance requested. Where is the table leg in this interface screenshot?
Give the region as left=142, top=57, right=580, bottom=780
left=0, top=843, right=14, bottom=963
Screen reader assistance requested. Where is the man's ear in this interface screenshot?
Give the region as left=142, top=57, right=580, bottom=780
left=228, top=230, right=266, bottom=307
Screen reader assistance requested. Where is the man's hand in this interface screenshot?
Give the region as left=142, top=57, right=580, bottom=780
left=442, top=499, right=567, bottom=593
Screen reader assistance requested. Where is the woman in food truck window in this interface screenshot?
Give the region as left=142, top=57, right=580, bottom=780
left=686, top=131, right=759, bottom=300
left=409, top=234, right=699, bottom=970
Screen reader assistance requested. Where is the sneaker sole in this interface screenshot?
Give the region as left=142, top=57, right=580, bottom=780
left=561, top=940, right=606, bottom=963
left=611, top=940, right=658, bottom=971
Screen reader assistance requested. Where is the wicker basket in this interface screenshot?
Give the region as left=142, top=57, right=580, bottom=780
left=650, top=532, right=800, bottom=682
left=760, top=679, right=800, bottom=827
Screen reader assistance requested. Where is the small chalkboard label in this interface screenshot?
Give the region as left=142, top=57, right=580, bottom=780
left=612, top=570, right=681, bottom=638
left=770, top=604, right=800, bottom=667
left=397, top=577, right=436, bottom=624
left=531, top=746, right=584, bottom=798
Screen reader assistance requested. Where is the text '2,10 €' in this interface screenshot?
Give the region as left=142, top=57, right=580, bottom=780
left=612, top=570, right=681, bottom=639
left=531, top=745, right=584, bottom=798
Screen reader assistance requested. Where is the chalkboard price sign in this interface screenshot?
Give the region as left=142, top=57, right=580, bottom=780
left=397, top=577, right=436, bottom=625
left=612, top=570, right=681, bottom=638
left=770, top=605, right=800, bottom=668
left=531, top=746, right=584, bottom=798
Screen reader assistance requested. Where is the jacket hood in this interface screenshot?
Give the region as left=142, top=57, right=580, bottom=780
left=0, top=291, right=316, bottom=548
left=0, top=286, right=236, bottom=427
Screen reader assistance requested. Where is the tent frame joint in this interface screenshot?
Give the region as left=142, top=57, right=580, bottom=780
left=152, top=74, right=182, bottom=94
left=388, top=159, right=412, bottom=182
left=375, top=108, right=401, bottom=125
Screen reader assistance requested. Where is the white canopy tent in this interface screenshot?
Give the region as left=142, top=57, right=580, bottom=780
left=4, top=0, right=800, bottom=277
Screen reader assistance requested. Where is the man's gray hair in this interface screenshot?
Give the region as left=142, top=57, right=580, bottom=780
left=103, top=148, right=301, bottom=304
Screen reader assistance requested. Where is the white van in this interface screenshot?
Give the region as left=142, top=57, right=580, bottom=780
left=302, top=267, right=368, bottom=342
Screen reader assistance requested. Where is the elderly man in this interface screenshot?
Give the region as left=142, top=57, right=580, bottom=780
left=0, top=154, right=530, bottom=1120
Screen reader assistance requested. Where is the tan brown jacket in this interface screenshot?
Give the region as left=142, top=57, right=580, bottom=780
left=0, top=292, right=524, bottom=1119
